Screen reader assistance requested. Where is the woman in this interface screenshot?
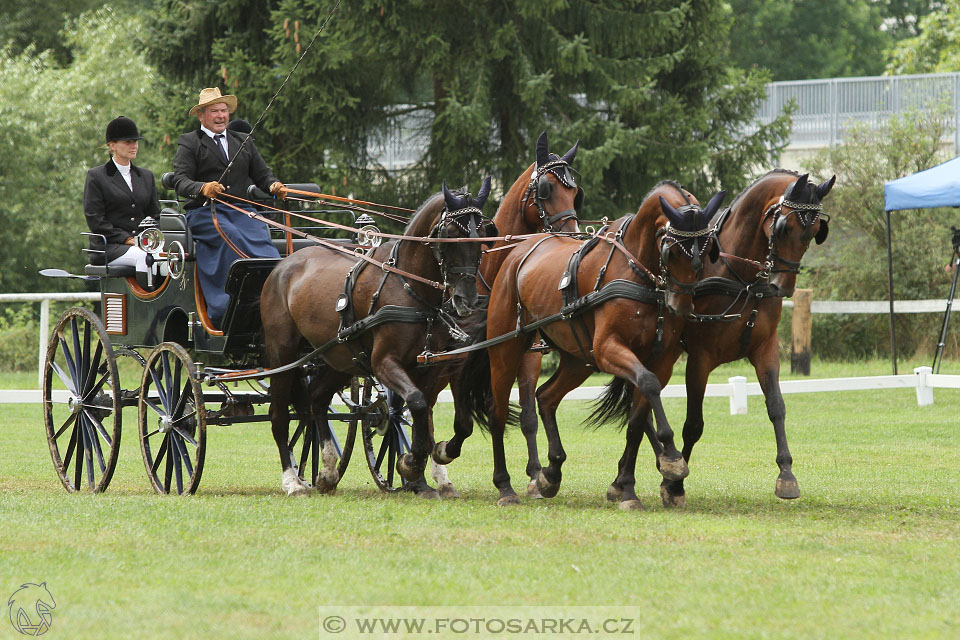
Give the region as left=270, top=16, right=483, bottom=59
left=83, top=116, right=164, bottom=283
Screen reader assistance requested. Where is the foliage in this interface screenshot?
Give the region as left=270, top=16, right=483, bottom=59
left=0, top=7, right=169, bottom=293
left=887, top=0, right=960, bottom=73
left=144, top=0, right=789, bottom=219
left=803, top=105, right=960, bottom=358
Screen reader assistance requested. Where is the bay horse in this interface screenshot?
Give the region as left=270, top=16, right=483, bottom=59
left=261, top=180, right=494, bottom=498
left=434, top=131, right=583, bottom=495
left=607, top=171, right=834, bottom=508
left=459, top=181, right=725, bottom=505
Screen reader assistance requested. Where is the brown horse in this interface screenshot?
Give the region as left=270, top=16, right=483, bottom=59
left=433, top=131, right=583, bottom=494
left=607, top=170, right=835, bottom=508
left=460, top=182, right=725, bottom=505
left=261, top=180, right=494, bottom=497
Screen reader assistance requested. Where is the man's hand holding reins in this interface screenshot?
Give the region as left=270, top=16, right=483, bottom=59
left=201, top=181, right=225, bottom=199
left=270, top=181, right=288, bottom=200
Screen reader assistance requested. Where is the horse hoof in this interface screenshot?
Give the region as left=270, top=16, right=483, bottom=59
left=660, top=485, right=686, bottom=508
left=416, top=488, right=440, bottom=500
left=606, top=484, right=623, bottom=503
left=775, top=477, right=800, bottom=500
left=431, top=442, right=455, bottom=465
left=438, top=483, right=460, bottom=499
left=658, top=455, right=689, bottom=481
left=536, top=470, right=561, bottom=499
left=618, top=499, right=644, bottom=511
left=497, top=494, right=522, bottom=506
left=316, top=470, right=340, bottom=495
left=281, top=469, right=311, bottom=496
left=396, top=453, right=420, bottom=482
left=525, top=479, right=543, bottom=499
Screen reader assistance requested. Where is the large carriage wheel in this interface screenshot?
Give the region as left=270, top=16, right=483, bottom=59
left=286, top=379, right=359, bottom=488
left=42, top=307, right=122, bottom=493
left=138, top=343, right=207, bottom=494
left=362, top=384, right=412, bottom=492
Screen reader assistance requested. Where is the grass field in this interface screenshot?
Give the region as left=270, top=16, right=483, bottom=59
left=1, top=360, right=959, bottom=639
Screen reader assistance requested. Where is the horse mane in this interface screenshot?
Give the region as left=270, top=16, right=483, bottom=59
left=643, top=179, right=690, bottom=204
left=404, top=191, right=449, bottom=236
left=727, top=168, right=801, bottom=210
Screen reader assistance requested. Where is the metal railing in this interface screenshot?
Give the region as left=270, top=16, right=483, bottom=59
left=757, top=72, right=960, bottom=152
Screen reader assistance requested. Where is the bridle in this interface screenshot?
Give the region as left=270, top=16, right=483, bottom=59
left=522, top=159, right=582, bottom=231
left=761, top=194, right=829, bottom=277
left=657, top=205, right=714, bottom=296
left=428, top=205, right=486, bottom=295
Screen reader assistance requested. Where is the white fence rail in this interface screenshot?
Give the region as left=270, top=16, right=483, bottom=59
left=3, top=367, right=955, bottom=415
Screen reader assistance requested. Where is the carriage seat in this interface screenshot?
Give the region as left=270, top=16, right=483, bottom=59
left=159, top=208, right=195, bottom=259
left=84, top=263, right=137, bottom=277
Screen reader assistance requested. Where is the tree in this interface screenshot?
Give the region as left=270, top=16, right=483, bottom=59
left=887, top=0, right=960, bottom=73
left=803, top=105, right=959, bottom=358
left=145, top=0, right=789, bottom=219
left=727, top=0, right=894, bottom=81
left=0, top=6, right=166, bottom=293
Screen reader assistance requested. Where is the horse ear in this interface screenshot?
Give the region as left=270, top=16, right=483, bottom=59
left=702, top=190, right=726, bottom=219
left=536, top=130, right=549, bottom=167
left=788, top=173, right=810, bottom=200
left=659, top=196, right=682, bottom=227
left=474, top=176, right=492, bottom=208
left=560, top=139, right=579, bottom=166
left=815, top=219, right=830, bottom=244
left=442, top=180, right=457, bottom=210
left=483, top=221, right=499, bottom=247
left=816, top=175, right=836, bottom=201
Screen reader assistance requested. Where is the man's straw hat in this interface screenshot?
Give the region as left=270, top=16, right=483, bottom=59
left=189, top=87, right=238, bottom=116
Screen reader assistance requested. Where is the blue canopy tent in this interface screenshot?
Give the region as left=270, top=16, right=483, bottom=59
left=883, top=156, right=960, bottom=373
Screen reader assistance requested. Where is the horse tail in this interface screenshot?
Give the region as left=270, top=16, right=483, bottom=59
left=457, top=343, right=494, bottom=431
left=586, top=376, right=632, bottom=429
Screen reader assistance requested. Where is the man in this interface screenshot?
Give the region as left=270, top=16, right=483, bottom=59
left=172, top=87, right=287, bottom=328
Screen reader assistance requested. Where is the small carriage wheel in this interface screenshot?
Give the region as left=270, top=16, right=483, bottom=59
left=43, top=307, right=122, bottom=493
left=361, top=383, right=412, bottom=492
left=138, top=342, right=207, bottom=495
left=286, top=379, right=358, bottom=487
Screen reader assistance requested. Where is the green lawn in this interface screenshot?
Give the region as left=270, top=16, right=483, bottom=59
left=1, top=373, right=958, bottom=639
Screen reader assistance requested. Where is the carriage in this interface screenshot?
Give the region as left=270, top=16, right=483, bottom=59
left=41, top=177, right=414, bottom=495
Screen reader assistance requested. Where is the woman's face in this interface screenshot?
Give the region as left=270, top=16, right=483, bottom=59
left=109, top=139, right=139, bottom=164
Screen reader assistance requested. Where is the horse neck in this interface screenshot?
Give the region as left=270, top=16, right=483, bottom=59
left=621, top=200, right=663, bottom=275
left=395, top=195, right=443, bottom=287
left=479, top=164, right=537, bottom=290
left=709, top=180, right=780, bottom=278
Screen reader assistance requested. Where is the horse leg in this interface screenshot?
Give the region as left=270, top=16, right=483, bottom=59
left=657, top=356, right=710, bottom=508
left=593, top=338, right=688, bottom=482
left=373, top=357, right=438, bottom=499
left=751, top=339, right=799, bottom=499
left=487, top=339, right=531, bottom=506
left=533, top=352, right=591, bottom=499
left=607, top=402, right=662, bottom=511
left=517, top=350, right=544, bottom=497
left=270, top=370, right=311, bottom=496
left=432, top=371, right=472, bottom=466
left=310, top=379, right=348, bottom=494
left=426, top=409, right=459, bottom=499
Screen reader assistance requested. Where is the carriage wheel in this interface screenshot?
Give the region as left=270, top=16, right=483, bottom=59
left=138, top=343, right=206, bottom=494
left=42, top=307, right=122, bottom=493
left=362, top=384, right=412, bottom=492
left=286, top=379, right=358, bottom=488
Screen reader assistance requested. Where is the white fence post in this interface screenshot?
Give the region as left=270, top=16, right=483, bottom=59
left=38, top=299, right=50, bottom=389
left=729, top=376, right=748, bottom=415
left=914, top=366, right=934, bottom=406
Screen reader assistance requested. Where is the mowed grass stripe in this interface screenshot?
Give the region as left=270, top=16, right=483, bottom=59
left=1, top=384, right=958, bottom=639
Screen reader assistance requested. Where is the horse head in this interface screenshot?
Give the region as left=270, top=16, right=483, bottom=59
left=658, top=190, right=725, bottom=316
left=521, top=130, right=582, bottom=232
left=437, top=178, right=495, bottom=316
left=763, top=172, right=835, bottom=295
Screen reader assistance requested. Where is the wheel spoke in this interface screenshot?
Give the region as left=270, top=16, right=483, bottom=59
left=53, top=412, right=78, bottom=441
left=375, top=434, right=389, bottom=470
left=311, top=421, right=320, bottom=486
left=387, top=439, right=396, bottom=486
left=289, top=421, right=306, bottom=450
left=172, top=380, right=190, bottom=419
left=70, top=317, right=83, bottom=385
left=142, top=396, right=165, bottom=418
left=82, top=408, right=114, bottom=448
left=396, top=423, right=412, bottom=453
left=74, top=417, right=86, bottom=489
left=83, top=415, right=107, bottom=474
left=80, top=318, right=92, bottom=393
left=151, top=434, right=170, bottom=475
left=173, top=433, right=194, bottom=481
left=59, top=335, right=79, bottom=386
left=171, top=434, right=184, bottom=494
left=62, top=421, right=79, bottom=471
left=84, top=369, right=111, bottom=402
left=161, top=353, right=173, bottom=406
left=172, top=425, right=198, bottom=448
left=163, top=435, right=174, bottom=492
left=82, top=339, right=103, bottom=397
left=50, top=361, right=77, bottom=394
left=82, top=418, right=96, bottom=489
left=298, top=422, right=313, bottom=477
left=147, top=367, right=170, bottom=413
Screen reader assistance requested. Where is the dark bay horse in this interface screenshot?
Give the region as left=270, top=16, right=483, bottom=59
left=261, top=181, right=493, bottom=497
left=434, top=131, right=583, bottom=495
left=460, top=182, right=725, bottom=505
left=607, top=171, right=835, bottom=508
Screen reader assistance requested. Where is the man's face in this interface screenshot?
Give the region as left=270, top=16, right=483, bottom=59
left=198, top=102, right=230, bottom=133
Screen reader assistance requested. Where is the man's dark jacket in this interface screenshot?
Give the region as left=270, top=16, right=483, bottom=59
left=172, top=129, right=278, bottom=209
left=83, top=160, right=161, bottom=263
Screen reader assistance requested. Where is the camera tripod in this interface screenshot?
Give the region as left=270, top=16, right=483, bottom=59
left=932, top=227, right=960, bottom=373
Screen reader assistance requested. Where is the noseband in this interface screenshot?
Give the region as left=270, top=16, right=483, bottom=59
left=523, top=159, right=581, bottom=231
left=762, top=195, right=829, bottom=276
left=657, top=207, right=714, bottom=296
